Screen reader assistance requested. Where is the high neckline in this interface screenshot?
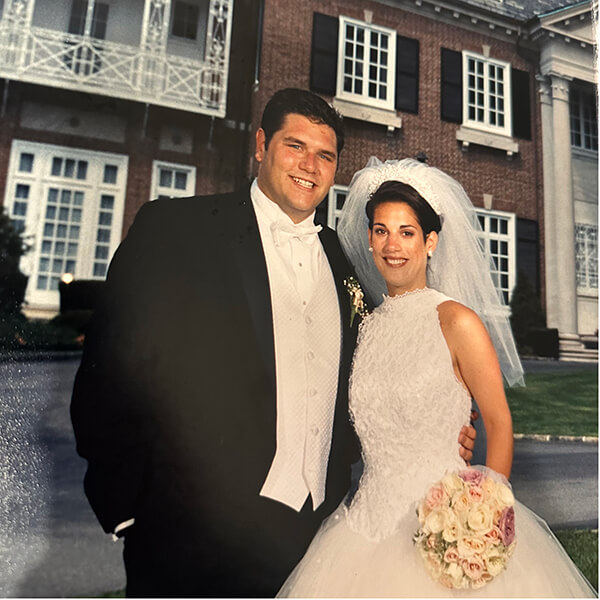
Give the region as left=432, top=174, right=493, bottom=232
left=382, top=286, right=430, bottom=302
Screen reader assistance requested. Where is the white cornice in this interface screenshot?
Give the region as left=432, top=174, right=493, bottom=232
left=372, top=0, right=526, bottom=42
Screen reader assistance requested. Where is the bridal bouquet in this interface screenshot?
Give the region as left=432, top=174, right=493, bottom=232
left=413, top=466, right=516, bottom=589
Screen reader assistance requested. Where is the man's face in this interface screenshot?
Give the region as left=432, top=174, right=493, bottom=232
left=255, top=113, right=338, bottom=224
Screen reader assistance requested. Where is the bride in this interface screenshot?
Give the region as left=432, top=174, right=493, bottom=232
left=277, top=158, right=595, bottom=598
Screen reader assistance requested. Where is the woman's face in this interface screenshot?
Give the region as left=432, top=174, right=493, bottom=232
left=368, top=201, right=438, bottom=297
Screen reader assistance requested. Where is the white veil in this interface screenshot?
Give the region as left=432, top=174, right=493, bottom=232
left=337, top=157, right=524, bottom=387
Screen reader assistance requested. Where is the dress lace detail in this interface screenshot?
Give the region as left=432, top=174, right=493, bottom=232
left=345, top=287, right=470, bottom=541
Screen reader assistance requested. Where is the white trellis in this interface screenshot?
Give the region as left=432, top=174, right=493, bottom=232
left=0, top=0, right=233, bottom=116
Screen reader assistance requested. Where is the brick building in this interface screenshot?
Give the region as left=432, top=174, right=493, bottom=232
left=1, top=0, right=596, bottom=358
left=0, top=0, right=259, bottom=317
left=249, top=0, right=597, bottom=358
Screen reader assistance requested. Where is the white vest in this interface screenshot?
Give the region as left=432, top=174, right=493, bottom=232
left=251, top=181, right=342, bottom=511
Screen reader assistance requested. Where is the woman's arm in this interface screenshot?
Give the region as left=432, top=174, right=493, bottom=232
left=438, top=301, right=513, bottom=479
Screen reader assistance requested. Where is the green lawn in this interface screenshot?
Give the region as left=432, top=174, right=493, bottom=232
left=507, top=370, right=598, bottom=437
left=555, top=528, right=598, bottom=592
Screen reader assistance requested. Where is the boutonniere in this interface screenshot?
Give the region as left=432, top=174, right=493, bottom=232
left=344, top=276, right=369, bottom=327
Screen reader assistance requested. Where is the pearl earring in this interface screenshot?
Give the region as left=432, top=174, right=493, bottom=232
left=368, top=247, right=373, bottom=253
left=427, top=250, right=433, bottom=258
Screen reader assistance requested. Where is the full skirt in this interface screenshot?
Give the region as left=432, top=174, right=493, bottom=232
left=277, top=501, right=596, bottom=598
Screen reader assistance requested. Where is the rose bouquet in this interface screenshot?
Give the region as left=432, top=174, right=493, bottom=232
left=413, top=466, right=516, bottom=590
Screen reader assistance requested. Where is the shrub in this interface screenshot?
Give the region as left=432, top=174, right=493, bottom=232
left=509, top=270, right=547, bottom=355
left=0, top=207, right=28, bottom=314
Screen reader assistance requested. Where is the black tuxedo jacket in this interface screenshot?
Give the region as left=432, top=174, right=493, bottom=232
left=70, top=188, right=360, bottom=597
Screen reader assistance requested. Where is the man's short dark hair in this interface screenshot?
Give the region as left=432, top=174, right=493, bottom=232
left=260, top=88, right=345, bottom=155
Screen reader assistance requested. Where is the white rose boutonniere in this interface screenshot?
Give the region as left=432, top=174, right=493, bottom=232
left=343, top=276, right=369, bottom=327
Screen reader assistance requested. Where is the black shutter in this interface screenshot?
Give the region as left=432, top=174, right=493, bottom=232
left=516, top=218, right=539, bottom=295
left=441, top=48, right=462, bottom=123
left=512, top=68, right=531, bottom=140
left=395, top=35, right=419, bottom=113
left=310, top=13, right=338, bottom=96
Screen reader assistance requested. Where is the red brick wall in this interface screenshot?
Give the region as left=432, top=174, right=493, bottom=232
left=253, top=0, right=543, bottom=224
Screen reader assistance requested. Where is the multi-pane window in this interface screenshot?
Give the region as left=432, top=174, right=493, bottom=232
left=4, top=141, right=127, bottom=312
left=476, top=209, right=516, bottom=304
left=463, top=52, right=511, bottom=136
left=151, top=161, right=196, bottom=200
left=337, top=17, right=396, bottom=110
left=575, top=224, right=598, bottom=290
left=37, top=188, right=83, bottom=292
left=171, top=1, right=200, bottom=40
left=326, top=186, right=348, bottom=229
left=570, top=87, right=598, bottom=152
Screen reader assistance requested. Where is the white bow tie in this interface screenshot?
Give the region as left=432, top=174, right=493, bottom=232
left=271, top=220, right=322, bottom=247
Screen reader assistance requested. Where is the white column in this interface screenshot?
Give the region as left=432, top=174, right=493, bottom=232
left=547, top=74, right=580, bottom=347
left=538, top=76, right=558, bottom=328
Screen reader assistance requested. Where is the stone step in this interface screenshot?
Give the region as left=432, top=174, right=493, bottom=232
left=559, top=347, right=598, bottom=363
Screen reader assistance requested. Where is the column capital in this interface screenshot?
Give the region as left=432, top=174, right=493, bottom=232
left=549, top=73, right=572, bottom=103
left=536, top=74, right=553, bottom=106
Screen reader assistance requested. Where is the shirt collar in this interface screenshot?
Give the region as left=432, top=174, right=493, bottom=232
left=251, top=179, right=317, bottom=229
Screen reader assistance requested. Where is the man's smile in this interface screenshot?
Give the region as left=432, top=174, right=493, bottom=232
left=290, top=176, right=316, bottom=189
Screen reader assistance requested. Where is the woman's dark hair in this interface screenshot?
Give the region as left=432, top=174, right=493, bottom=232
left=260, top=88, right=345, bottom=155
left=366, top=181, right=442, bottom=239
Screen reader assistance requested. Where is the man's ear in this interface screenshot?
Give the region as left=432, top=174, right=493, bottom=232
left=255, top=128, right=266, bottom=163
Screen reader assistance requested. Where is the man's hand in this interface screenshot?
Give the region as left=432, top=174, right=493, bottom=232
left=458, top=410, right=479, bottom=463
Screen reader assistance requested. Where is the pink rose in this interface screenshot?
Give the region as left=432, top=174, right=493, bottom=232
left=498, top=506, right=516, bottom=545
left=484, top=526, right=503, bottom=545
left=467, top=485, right=484, bottom=503
left=461, top=556, right=486, bottom=581
left=443, top=546, right=460, bottom=563
left=459, top=468, right=485, bottom=486
left=426, top=484, right=449, bottom=510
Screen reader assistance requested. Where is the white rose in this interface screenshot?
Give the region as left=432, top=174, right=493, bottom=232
left=442, top=512, right=463, bottom=543
left=424, top=508, right=447, bottom=534
left=496, top=483, right=515, bottom=508
left=467, top=504, right=493, bottom=531
left=485, top=555, right=506, bottom=577
left=442, top=472, right=465, bottom=496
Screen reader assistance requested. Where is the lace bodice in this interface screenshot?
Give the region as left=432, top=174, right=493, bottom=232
left=345, top=287, right=471, bottom=541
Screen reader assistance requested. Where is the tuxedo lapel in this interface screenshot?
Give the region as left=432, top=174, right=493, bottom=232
left=227, top=190, right=276, bottom=393
left=319, top=229, right=354, bottom=348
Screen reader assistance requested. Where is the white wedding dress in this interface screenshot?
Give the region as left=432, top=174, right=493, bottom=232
left=278, top=288, right=595, bottom=598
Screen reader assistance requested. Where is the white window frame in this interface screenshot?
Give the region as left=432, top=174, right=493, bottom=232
left=570, top=86, right=598, bottom=153
left=3, top=140, right=128, bottom=312
left=462, top=51, right=512, bottom=137
left=336, top=16, right=396, bottom=111
left=475, top=208, right=516, bottom=305
left=150, top=160, right=197, bottom=200
left=326, top=185, right=348, bottom=229
left=575, top=223, right=598, bottom=293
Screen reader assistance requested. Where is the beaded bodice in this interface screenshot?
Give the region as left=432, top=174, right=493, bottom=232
left=345, top=287, right=471, bottom=541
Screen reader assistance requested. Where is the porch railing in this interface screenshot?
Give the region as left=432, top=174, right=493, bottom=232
left=0, top=24, right=227, bottom=116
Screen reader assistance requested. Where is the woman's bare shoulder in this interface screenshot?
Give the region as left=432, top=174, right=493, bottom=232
left=437, top=300, right=487, bottom=339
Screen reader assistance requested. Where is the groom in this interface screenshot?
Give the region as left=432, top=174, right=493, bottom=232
left=71, top=88, right=475, bottom=597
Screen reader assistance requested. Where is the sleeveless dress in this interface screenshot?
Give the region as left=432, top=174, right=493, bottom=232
left=278, top=288, right=595, bottom=598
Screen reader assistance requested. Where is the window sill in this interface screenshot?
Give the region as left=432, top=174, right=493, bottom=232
left=332, top=98, right=402, bottom=133
left=572, top=147, right=598, bottom=161
left=577, top=289, right=598, bottom=299
left=456, top=125, right=519, bottom=157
